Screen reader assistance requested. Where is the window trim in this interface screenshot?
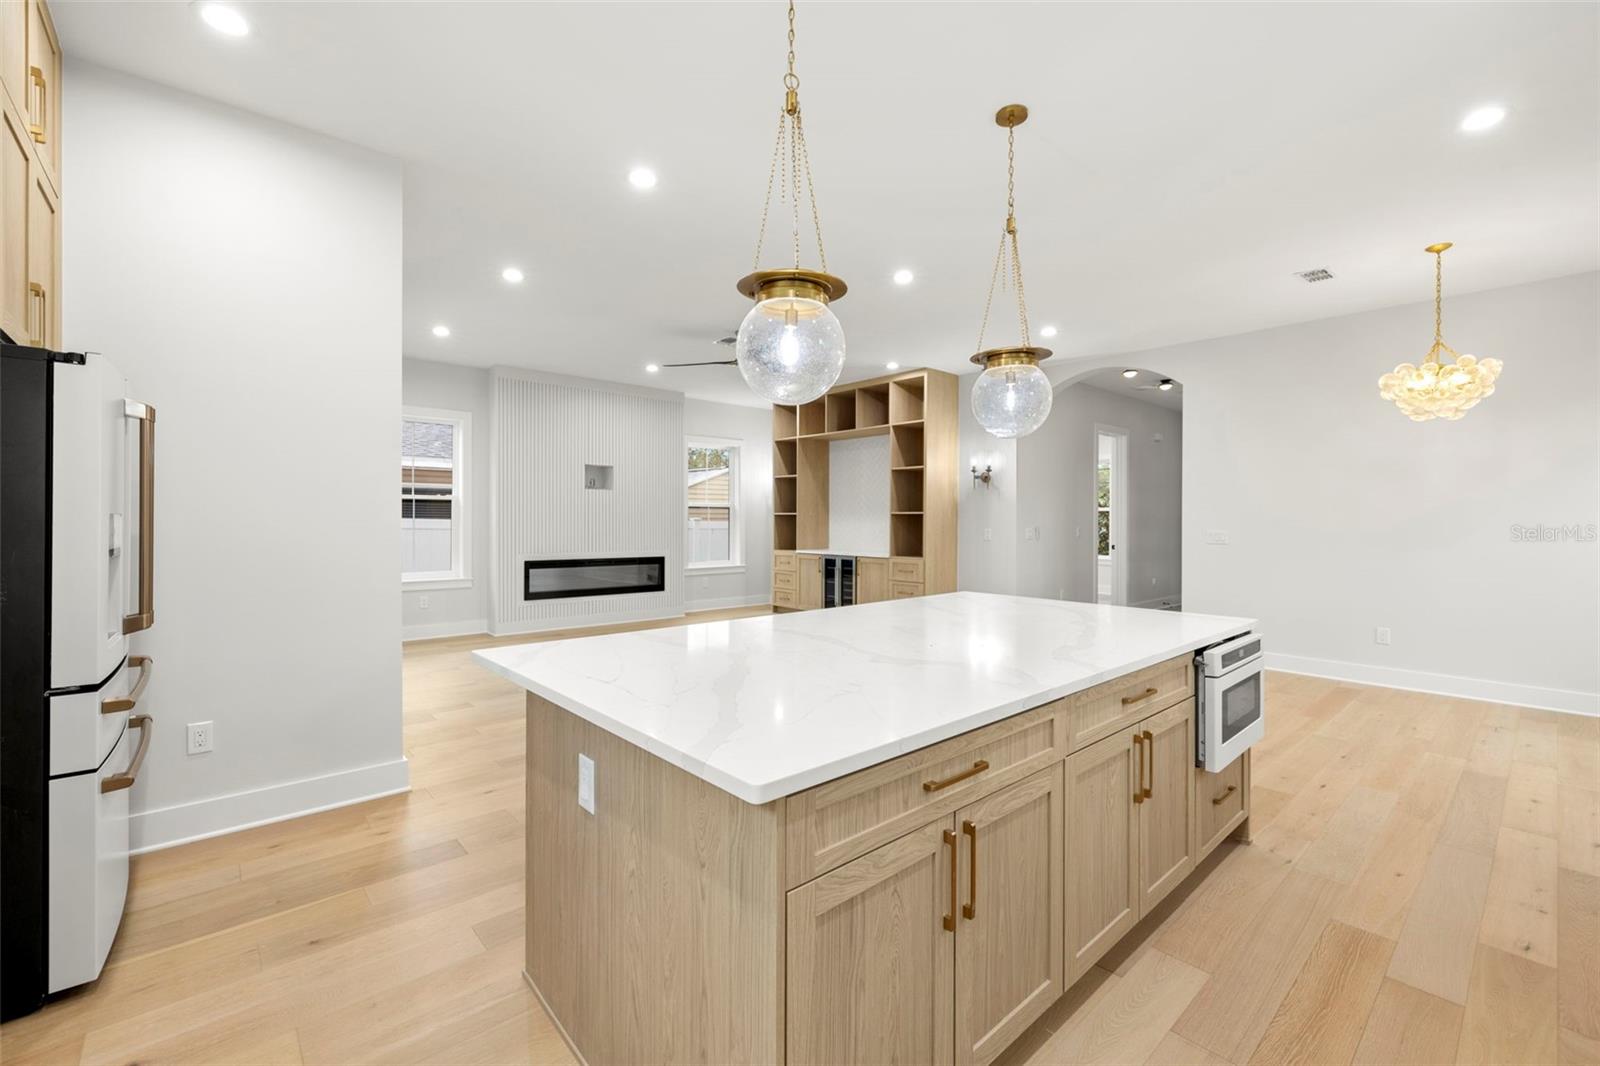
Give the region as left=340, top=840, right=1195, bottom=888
left=402, top=405, right=472, bottom=588
left=685, top=435, right=744, bottom=572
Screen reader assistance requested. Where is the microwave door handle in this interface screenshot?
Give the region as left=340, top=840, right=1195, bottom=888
left=122, top=400, right=156, bottom=634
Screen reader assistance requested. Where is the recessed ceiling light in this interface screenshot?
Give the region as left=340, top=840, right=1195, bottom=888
left=501, top=266, right=524, bottom=284
left=645, top=363, right=660, bottom=373
left=431, top=324, right=450, bottom=338
left=1122, top=369, right=1138, bottom=379
left=198, top=3, right=250, bottom=37
left=1158, top=379, right=1175, bottom=391
left=892, top=269, right=914, bottom=286
left=885, top=361, right=901, bottom=370
left=1460, top=105, right=1506, bottom=132
left=1039, top=325, right=1058, bottom=338
left=628, top=166, right=658, bottom=190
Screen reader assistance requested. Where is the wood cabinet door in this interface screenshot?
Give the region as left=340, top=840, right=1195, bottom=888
left=1137, top=699, right=1196, bottom=914
left=856, top=556, right=887, bottom=603
left=787, top=818, right=956, bottom=1066
left=1064, top=724, right=1139, bottom=982
left=0, top=0, right=24, bottom=127
left=798, top=554, right=822, bottom=609
left=25, top=147, right=56, bottom=347
left=953, top=764, right=1064, bottom=1066
left=1, top=96, right=29, bottom=343
left=24, top=0, right=57, bottom=188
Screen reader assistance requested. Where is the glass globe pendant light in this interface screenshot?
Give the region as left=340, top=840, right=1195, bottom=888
left=1378, top=243, right=1503, bottom=421
left=734, top=0, right=847, bottom=405
left=969, top=104, right=1053, bottom=439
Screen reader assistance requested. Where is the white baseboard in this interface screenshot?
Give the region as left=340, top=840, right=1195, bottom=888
left=129, top=757, right=411, bottom=854
left=685, top=593, right=772, bottom=613
left=1266, top=652, right=1598, bottom=717
left=489, top=606, right=685, bottom=638
left=403, top=617, right=489, bottom=642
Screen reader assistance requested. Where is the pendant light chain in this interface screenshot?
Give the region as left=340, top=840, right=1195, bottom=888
left=750, top=0, right=828, bottom=274
left=976, top=122, right=1032, bottom=351
left=1427, top=248, right=1457, bottom=363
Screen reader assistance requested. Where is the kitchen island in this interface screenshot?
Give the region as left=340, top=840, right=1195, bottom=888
left=476, top=592, right=1256, bottom=1066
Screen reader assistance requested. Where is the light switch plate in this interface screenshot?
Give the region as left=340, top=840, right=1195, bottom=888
left=577, top=753, right=595, bottom=814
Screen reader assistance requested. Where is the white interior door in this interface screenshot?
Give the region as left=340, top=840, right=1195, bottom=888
left=1095, top=428, right=1128, bottom=606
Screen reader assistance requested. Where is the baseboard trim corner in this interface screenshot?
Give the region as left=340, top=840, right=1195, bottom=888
left=1265, top=652, right=1598, bottom=717
left=684, top=593, right=773, bottom=613
left=129, top=756, right=411, bottom=854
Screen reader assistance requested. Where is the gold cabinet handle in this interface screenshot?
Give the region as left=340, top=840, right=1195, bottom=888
left=962, top=820, right=978, bottom=920
left=1212, top=783, right=1238, bottom=806
left=123, top=401, right=157, bottom=633
left=1132, top=733, right=1145, bottom=804
left=942, top=828, right=957, bottom=932
left=1141, top=730, right=1154, bottom=800
left=1121, top=686, right=1159, bottom=706
left=102, top=714, right=152, bottom=793
left=922, top=758, right=989, bottom=793
left=27, top=282, right=45, bottom=346
left=28, top=66, right=46, bottom=143
left=102, top=655, right=154, bottom=714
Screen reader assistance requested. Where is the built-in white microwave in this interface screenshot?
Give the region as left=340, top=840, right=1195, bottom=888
left=1196, top=633, right=1264, bottom=772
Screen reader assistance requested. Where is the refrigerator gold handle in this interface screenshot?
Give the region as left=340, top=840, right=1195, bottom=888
left=122, top=401, right=156, bottom=634
left=101, top=714, right=152, bottom=793
left=101, top=655, right=153, bottom=714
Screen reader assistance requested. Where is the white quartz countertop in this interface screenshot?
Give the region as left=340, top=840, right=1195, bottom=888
left=475, top=592, right=1255, bottom=805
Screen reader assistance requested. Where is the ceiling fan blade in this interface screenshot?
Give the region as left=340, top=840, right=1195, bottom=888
left=661, top=360, right=739, bottom=368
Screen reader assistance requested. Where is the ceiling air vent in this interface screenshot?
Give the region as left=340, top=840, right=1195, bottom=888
left=1295, top=268, right=1335, bottom=283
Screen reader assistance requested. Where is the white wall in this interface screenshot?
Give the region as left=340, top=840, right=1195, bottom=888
left=401, top=358, right=492, bottom=639
left=980, top=271, right=1598, bottom=713
left=958, top=389, right=1019, bottom=595
left=1017, top=384, right=1182, bottom=607
left=491, top=369, right=685, bottom=633
left=684, top=398, right=773, bottom=611
left=64, top=63, right=407, bottom=850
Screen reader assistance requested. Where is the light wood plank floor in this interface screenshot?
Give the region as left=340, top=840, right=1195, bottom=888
left=3, top=610, right=1596, bottom=1065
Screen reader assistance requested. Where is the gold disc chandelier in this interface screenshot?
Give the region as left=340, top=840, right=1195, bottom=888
left=969, top=104, right=1053, bottom=439
left=1378, top=243, right=1502, bottom=421
left=733, top=0, right=847, bottom=406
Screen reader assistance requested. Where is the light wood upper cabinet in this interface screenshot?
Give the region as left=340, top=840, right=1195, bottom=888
left=797, top=553, right=822, bottom=610
left=1064, top=724, right=1140, bottom=982
left=0, top=1, right=25, bottom=125
left=23, top=0, right=56, bottom=190
left=25, top=143, right=56, bottom=347
left=1, top=0, right=59, bottom=347
left=1138, top=699, right=1197, bottom=913
left=787, top=818, right=956, bottom=1066
left=953, top=765, right=1064, bottom=1066
left=1, top=94, right=29, bottom=342
left=856, top=556, right=887, bottom=603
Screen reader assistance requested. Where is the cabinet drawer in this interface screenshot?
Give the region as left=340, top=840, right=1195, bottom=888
left=1195, top=750, right=1248, bottom=860
left=785, top=699, right=1065, bottom=889
left=773, top=570, right=796, bottom=591
left=773, top=551, right=797, bottom=573
left=890, top=581, right=923, bottom=599
left=1063, top=653, right=1193, bottom=754
left=773, top=588, right=797, bottom=609
left=889, top=557, right=924, bottom=583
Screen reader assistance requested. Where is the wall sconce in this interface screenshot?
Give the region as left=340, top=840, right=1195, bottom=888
left=971, top=463, right=994, bottom=488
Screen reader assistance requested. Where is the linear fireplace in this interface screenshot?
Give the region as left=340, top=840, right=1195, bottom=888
left=523, top=556, right=666, bottom=601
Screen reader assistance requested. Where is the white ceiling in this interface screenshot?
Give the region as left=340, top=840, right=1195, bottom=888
left=1073, top=367, right=1183, bottom=411
left=54, top=2, right=1599, bottom=407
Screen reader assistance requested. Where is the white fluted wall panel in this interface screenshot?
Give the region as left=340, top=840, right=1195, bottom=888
left=492, top=370, right=684, bottom=633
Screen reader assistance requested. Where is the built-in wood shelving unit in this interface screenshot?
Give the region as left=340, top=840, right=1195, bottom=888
left=770, top=368, right=958, bottom=609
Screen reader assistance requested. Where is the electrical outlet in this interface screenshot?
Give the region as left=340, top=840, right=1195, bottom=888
left=186, top=721, right=214, bottom=755
left=577, top=753, right=595, bottom=814
left=1375, top=627, right=1392, bottom=646
left=983, top=528, right=992, bottom=542
left=418, top=594, right=430, bottom=610
left=700, top=577, right=710, bottom=591
left=1205, top=530, right=1230, bottom=545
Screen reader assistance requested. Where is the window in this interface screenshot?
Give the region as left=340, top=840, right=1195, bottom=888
left=401, top=407, right=470, bottom=586
left=686, top=440, right=741, bottom=569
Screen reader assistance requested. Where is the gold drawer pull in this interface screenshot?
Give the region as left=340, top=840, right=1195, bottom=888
left=1212, top=783, right=1238, bottom=806
left=27, top=282, right=45, bottom=346
left=28, top=66, right=46, bottom=143
left=942, top=828, right=957, bottom=932
left=1141, top=730, right=1154, bottom=799
left=1121, top=686, right=1160, bottom=706
left=962, top=820, right=977, bottom=920
left=922, top=758, right=989, bottom=792
left=102, top=714, right=152, bottom=793
left=102, top=655, right=154, bottom=714
left=1132, top=733, right=1145, bottom=804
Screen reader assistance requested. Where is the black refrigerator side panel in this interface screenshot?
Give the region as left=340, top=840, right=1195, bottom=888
left=0, top=349, right=51, bottom=1021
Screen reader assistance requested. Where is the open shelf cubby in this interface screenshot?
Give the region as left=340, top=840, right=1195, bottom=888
left=798, top=398, right=827, bottom=437
left=890, top=468, right=924, bottom=513
left=889, top=377, right=925, bottom=423
left=891, top=513, right=924, bottom=558
left=774, top=439, right=797, bottom=478
left=826, top=390, right=857, bottom=433
left=890, top=423, right=925, bottom=468
left=856, top=384, right=890, bottom=429
left=774, top=476, right=797, bottom=514
left=774, top=513, right=797, bottom=551
left=773, top=404, right=798, bottom=440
